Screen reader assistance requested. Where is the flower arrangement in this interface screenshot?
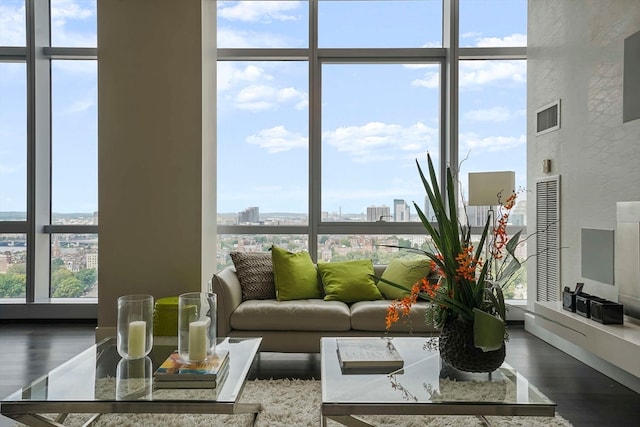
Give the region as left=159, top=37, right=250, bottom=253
left=382, top=153, right=522, bottom=340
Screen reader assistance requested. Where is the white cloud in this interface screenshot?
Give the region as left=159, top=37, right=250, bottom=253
left=278, top=87, right=307, bottom=110
left=323, top=121, right=438, bottom=163
left=246, top=126, right=307, bottom=153
left=461, top=31, right=483, bottom=40
left=420, top=41, right=442, bottom=48
left=218, top=64, right=307, bottom=112
left=460, top=133, right=526, bottom=153
left=412, top=72, right=440, bottom=89
left=53, top=60, right=96, bottom=75
left=464, top=107, right=512, bottom=122
left=234, top=84, right=307, bottom=111
left=217, top=27, right=293, bottom=48
left=459, top=60, right=526, bottom=87
left=0, top=3, right=26, bottom=45
left=218, top=1, right=301, bottom=23
left=276, top=87, right=302, bottom=102
left=50, top=0, right=96, bottom=47
left=294, top=98, right=308, bottom=111
left=63, top=93, right=96, bottom=115
left=51, top=0, right=93, bottom=19
left=475, top=33, right=527, bottom=47
left=237, top=84, right=276, bottom=102
left=218, top=63, right=271, bottom=92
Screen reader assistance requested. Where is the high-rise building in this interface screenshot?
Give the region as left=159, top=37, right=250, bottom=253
left=366, top=205, right=391, bottom=222
left=0, top=254, right=8, bottom=273
left=510, top=200, right=527, bottom=226
left=466, top=205, right=491, bottom=227
left=86, top=253, right=98, bottom=270
left=393, top=199, right=411, bottom=222
left=238, top=206, right=260, bottom=224
left=423, top=196, right=436, bottom=222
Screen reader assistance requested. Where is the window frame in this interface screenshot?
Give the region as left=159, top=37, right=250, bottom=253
left=0, top=0, right=97, bottom=317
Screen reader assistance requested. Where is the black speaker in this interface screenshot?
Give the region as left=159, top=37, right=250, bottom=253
left=562, top=291, right=576, bottom=312
left=575, top=293, right=595, bottom=318
left=590, top=299, right=624, bottom=324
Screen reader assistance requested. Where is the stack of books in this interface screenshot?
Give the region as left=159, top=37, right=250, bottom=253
left=336, top=338, right=404, bottom=374
left=153, top=350, right=230, bottom=389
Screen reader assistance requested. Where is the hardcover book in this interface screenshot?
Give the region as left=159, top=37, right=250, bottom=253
left=153, top=350, right=230, bottom=383
left=153, top=360, right=230, bottom=389
left=336, top=338, right=404, bottom=374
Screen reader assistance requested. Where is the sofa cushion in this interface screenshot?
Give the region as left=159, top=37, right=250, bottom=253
left=271, top=245, right=322, bottom=301
left=230, top=299, right=351, bottom=331
left=377, top=257, right=431, bottom=300
left=318, top=259, right=383, bottom=303
left=230, top=251, right=276, bottom=301
left=350, top=300, right=435, bottom=332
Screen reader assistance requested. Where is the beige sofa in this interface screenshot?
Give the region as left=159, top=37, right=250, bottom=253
left=210, top=265, right=439, bottom=353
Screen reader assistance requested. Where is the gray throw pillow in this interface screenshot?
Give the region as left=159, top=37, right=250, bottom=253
left=230, top=251, right=276, bottom=300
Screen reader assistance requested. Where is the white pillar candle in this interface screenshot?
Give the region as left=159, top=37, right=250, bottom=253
left=188, top=320, right=209, bottom=361
left=128, top=320, right=146, bottom=358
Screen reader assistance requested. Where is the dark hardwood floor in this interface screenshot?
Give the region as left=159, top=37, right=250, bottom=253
left=1, top=322, right=639, bottom=426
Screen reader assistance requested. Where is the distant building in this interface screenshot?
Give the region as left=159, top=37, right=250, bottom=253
left=0, top=254, right=8, bottom=273
left=86, top=253, right=98, bottom=270
left=393, top=199, right=411, bottom=222
left=466, top=205, right=491, bottom=227
left=238, top=206, right=259, bottom=224
left=367, top=205, right=390, bottom=222
left=423, top=196, right=436, bottom=222
left=510, top=200, right=527, bottom=226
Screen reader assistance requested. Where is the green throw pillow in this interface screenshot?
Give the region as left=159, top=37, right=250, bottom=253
left=377, top=257, right=431, bottom=300
left=271, top=245, right=321, bottom=301
left=318, top=259, right=383, bottom=303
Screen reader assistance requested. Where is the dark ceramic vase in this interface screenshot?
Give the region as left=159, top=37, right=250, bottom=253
left=439, top=316, right=506, bottom=373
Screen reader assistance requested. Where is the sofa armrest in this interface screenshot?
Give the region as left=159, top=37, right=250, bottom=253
left=211, top=266, right=243, bottom=338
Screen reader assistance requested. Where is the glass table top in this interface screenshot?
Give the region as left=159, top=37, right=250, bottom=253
left=321, top=337, right=555, bottom=409
left=3, top=337, right=262, bottom=405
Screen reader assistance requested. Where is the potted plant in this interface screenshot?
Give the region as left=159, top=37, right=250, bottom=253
left=381, top=153, right=522, bottom=373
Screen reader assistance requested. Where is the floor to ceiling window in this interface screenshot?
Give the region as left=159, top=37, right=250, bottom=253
left=216, top=0, right=528, bottom=299
left=0, top=0, right=527, bottom=316
left=0, top=0, right=97, bottom=311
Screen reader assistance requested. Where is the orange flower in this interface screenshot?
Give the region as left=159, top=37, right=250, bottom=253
left=454, top=245, right=480, bottom=281
left=385, top=305, right=400, bottom=330
left=421, top=277, right=440, bottom=298
left=491, top=191, right=518, bottom=260
left=386, top=277, right=437, bottom=331
left=429, top=254, right=446, bottom=278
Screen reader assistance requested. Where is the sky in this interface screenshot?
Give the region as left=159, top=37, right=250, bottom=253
left=0, top=0, right=527, bottom=216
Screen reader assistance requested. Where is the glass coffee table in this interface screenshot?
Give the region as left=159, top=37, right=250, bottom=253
left=321, top=337, right=555, bottom=427
left=1, top=336, right=262, bottom=426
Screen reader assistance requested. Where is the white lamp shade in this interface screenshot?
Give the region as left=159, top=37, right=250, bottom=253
left=468, top=171, right=516, bottom=206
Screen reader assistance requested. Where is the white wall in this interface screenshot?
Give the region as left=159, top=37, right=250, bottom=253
left=527, top=0, right=640, bottom=306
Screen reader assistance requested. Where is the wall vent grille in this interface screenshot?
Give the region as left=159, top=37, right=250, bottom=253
left=536, top=99, right=561, bottom=135
left=536, top=176, right=561, bottom=301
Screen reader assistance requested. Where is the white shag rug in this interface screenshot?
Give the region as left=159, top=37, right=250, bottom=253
left=18, top=379, right=573, bottom=427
